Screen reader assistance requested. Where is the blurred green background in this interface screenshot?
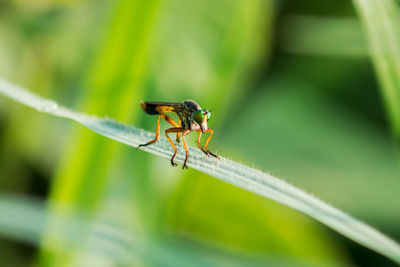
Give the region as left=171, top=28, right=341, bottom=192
left=0, top=0, right=399, bottom=266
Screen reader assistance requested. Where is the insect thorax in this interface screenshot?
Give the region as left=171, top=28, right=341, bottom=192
left=178, top=100, right=202, bottom=130
left=176, top=109, right=193, bottom=129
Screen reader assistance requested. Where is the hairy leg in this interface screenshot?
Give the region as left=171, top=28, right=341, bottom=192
left=165, top=127, right=186, bottom=167
left=138, top=115, right=161, bottom=148
left=203, top=129, right=219, bottom=159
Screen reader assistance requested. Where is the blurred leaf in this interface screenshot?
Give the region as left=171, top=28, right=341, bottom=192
left=1, top=78, right=400, bottom=264
left=0, top=193, right=309, bottom=267
left=221, top=78, right=400, bottom=227
left=40, top=0, right=276, bottom=266
left=353, top=0, right=400, bottom=143
left=149, top=1, right=340, bottom=265
left=165, top=173, right=348, bottom=265
left=39, top=0, right=162, bottom=266
left=281, top=15, right=368, bottom=57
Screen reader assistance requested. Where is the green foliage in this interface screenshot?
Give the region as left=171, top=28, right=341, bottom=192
left=1, top=77, right=400, bottom=264
left=1, top=0, right=400, bottom=266
left=0, top=193, right=310, bottom=267
left=353, top=0, right=400, bottom=143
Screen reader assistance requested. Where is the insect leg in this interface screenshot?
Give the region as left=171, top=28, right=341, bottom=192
left=181, top=129, right=191, bottom=169
left=165, top=127, right=186, bottom=167
left=196, top=131, right=208, bottom=156
left=203, top=129, right=219, bottom=159
left=160, top=114, right=181, bottom=143
left=176, top=120, right=182, bottom=143
left=138, top=115, right=161, bottom=148
left=161, top=114, right=179, bottom=127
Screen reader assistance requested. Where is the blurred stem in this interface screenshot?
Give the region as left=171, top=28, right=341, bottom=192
left=40, top=0, right=161, bottom=266
left=353, top=0, right=400, bottom=147
left=50, top=0, right=160, bottom=212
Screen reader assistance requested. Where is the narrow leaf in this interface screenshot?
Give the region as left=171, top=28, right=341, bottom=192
left=1, top=77, right=400, bottom=264
left=0, top=194, right=275, bottom=267
left=353, top=0, right=400, bottom=141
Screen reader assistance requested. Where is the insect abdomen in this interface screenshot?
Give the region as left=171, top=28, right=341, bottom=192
left=141, top=101, right=159, bottom=115
left=140, top=101, right=176, bottom=115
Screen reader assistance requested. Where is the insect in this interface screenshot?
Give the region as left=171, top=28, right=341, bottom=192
left=138, top=100, right=219, bottom=169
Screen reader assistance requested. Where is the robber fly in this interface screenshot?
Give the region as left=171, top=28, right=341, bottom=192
left=138, top=100, right=219, bottom=169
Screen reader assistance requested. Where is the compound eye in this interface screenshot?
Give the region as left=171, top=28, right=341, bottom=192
left=204, top=109, right=211, bottom=121
left=193, top=110, right=204, bottom=124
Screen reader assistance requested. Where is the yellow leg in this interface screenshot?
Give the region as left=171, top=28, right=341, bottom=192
left=203, top=129, right=219, bottom=159
left=165, top=127, right=187, bottom=167
left=181, top=129, right=191, bottom=169
left=138, top=115, right=161, bottom=148
left=196, top=131, right=208, bottom=156
left=161, top=114, right=179, bottom=127
left=176, top=120, right=182, bottom=143
left=138, top=114, right=179, bottom=149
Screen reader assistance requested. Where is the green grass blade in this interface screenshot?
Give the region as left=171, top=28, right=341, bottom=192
left=353, top=0, right=400, bottom=143
left=1, top=77, right=400, bottom=264
left=0, top=193, right=282, bottom=267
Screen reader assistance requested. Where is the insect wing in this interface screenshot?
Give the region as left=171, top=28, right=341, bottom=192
left=141, top=101, right=181, bottom=115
